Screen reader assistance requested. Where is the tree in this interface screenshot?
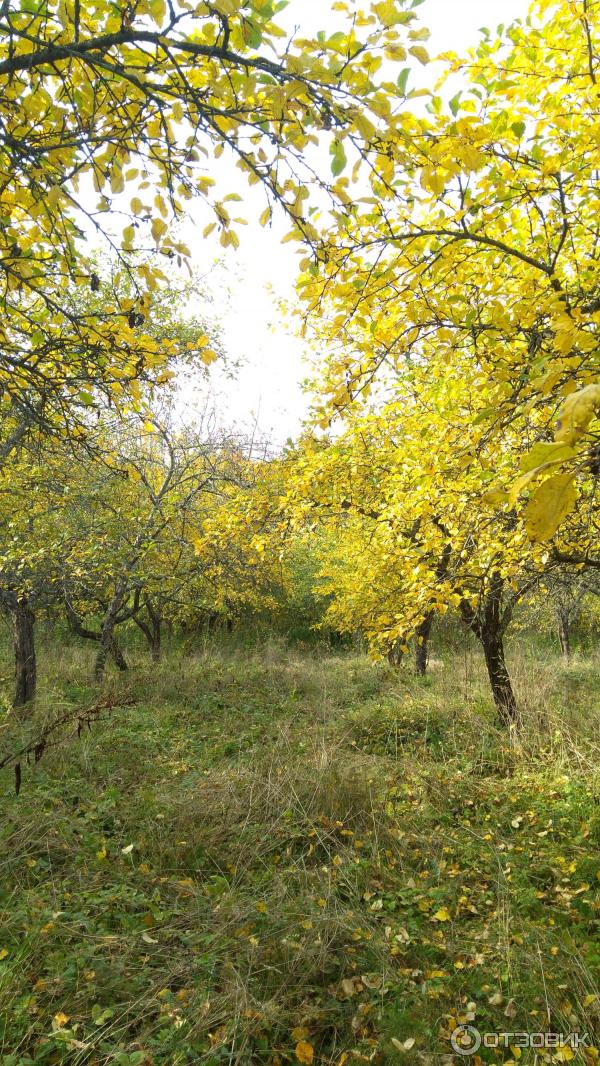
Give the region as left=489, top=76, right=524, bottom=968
left=299, top=0, right=600, bottom=545
left=286, top=354, right=557, bottom=724
left=530, top=566, right=600, bottom=660
left=0, top=434, right=74, bottom=708
left=53, top=414, right=253, bottom=679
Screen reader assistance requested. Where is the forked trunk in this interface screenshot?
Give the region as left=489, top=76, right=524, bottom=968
left=13, top=598, right=36, bottom=709
left=135, top=606, right=162, bottom=663
left=94, top=630, right=129, bottom=680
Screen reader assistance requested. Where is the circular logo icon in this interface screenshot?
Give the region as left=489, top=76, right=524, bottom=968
left=451, top=1025, right=482, bottom=1057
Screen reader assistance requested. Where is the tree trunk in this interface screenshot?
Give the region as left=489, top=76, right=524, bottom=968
left=13, top=598, right=36, bottom=709
left=150, top=625, right=161, bottom=662
left=387, top=641, right=405, bottom=667
left=557, top=610, right=571, bottom=661
left=111, top=637, right=129, bottom=671
left=460, top=571, right=519, bottom=727
left=414, top=613, right=434, bottom=676
left=481, top=630, right=518, bottom=725
left=135, top=605, right=162, bottom=663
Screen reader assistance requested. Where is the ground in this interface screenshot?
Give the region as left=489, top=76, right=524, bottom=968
left=0, top=630, right=599, bottom=1065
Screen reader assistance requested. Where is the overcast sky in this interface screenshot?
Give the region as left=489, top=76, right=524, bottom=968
left=181, top=0, right=533, bottom=445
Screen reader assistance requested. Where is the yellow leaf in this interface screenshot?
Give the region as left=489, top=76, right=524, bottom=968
left=151, top=218, right=168, bottom=244
left=0, top=948, right=9, bottom=960
left=384, top=43, right=407, bottom=61
left=524, top=471, right=578, bottom=542
left=409, top=44, right=430, bottom=65
left=433, top=907, right=451, bottom=922
left=353, top=112, right=376, bottom=141
left=200, top=348, right=218, bottom=366
left=295, top=1041, right=314, bottom=1065
left=520, top=441, right=576, bottom=473
left=110, top=169, right=125, bottom=195
left=47, top=184, right=62, bottom=207
left=483, top=489, right=509, bottom=508
left=53, top=1012, right=70, bottom=1028
left=554, top=1048, right=576, bottom=1062
left=555, top=383, right=600, bottom=445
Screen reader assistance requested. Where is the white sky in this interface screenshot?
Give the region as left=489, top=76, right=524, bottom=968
left=180, top=0, right=532, bottom=446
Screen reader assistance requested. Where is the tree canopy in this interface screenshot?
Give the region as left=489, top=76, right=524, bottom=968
left=0, top=0, right=420, bottom=438
left=300, top=0, right=600, bottom=541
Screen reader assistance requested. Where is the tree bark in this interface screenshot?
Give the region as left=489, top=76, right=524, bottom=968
left=481, top=630, right=518, bottom=725
left=557, top=609, right=571, bottom=661
left=94, top=593, right=124, bottom=681
left=110, top=637, right=129, bottom=671
left=13, top=597, right=36, bottom=709
left=150, top=625, right=161, bottom=663
left=414, top=613, right=434, bottom=676
left=460, top=571, right=519, bottom=726
left=67, top=599, right=128, bottom=673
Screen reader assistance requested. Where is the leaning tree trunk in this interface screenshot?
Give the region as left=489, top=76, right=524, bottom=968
left=481, top=629, right=518, bottom=726
left=66, top=599, right=128, bottom=674
left=557, top=609, right=571, bottom=661
left=414, top=613, right=434, bottom=677
left=13, top=597, right=36, bottom=709
left=95, top=626, right=129, bottom=680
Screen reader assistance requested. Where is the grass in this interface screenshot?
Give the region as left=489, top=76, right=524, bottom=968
left=0, top=629, right=599, bottom=1065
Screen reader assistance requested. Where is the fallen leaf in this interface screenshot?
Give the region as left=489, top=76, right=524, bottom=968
left=295, top=1041, right=314, bottom=1065
left=433, top=907, right=452, bottom=922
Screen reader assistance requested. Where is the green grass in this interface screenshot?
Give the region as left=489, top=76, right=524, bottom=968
left=0, top=632, right=599, bottom=1065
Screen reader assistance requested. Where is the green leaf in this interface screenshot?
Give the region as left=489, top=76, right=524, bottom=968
left=511, top=120, right=526, bottom=138
left=330, top=139, right=347, bottom=178
left=397, top=67, right=410, bottom=94
left=449, top=92, right=462, bottom=117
